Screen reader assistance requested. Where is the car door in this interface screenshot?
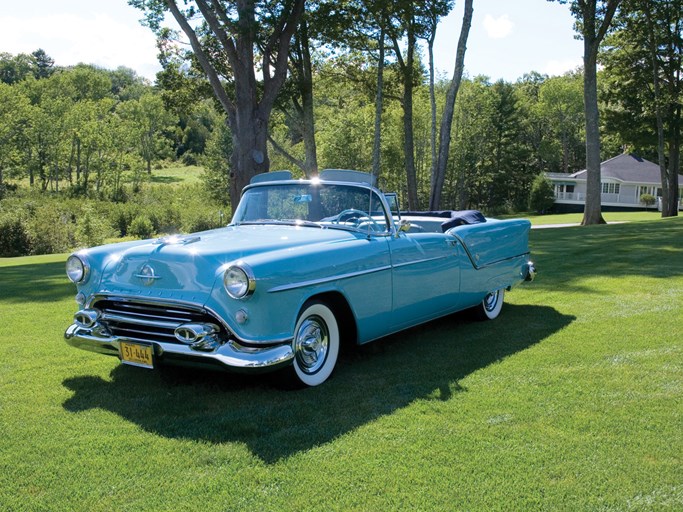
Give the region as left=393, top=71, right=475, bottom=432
left=388, top=230, right=463, bottom=331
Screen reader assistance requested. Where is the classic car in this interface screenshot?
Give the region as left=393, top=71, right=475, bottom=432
left=65, top=169, right=535, bottom=387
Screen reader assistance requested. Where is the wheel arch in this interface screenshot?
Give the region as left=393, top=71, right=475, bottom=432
left=301, top=291, right=358, bottom=347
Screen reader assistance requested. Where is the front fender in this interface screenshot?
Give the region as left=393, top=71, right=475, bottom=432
left=206, top=235, right=392, bottom=344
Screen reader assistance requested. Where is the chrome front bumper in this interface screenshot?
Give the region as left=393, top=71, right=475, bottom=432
left=64, top=324, right=294, bottom=373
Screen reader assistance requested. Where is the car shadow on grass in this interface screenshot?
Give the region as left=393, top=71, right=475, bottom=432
left=62, top=304, right=574, bottom=463
left=0, top=262, right=73, bottom=304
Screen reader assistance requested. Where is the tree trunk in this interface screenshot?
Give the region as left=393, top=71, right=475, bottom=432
left=575, top=0, right=621, bottom=225
left=429, top=0, right=473, bottom=210
left=162, top=0, right=304, bottom=210
left=428, top=32, right=437, bottom=197
left=372, top=26, right=385, bottom=183
left=643, top=1, right=671, bottom=216
left=295, top=20, right=318, bottom=178
left=394, top=22, right=419, bottom=210
left=667, top=121, right=681, bottom=216
left=661, top=5, right=682, bottom=217
left=581, top=47, right=606, bottom=225
left=228, top=104, right=270, bottom=204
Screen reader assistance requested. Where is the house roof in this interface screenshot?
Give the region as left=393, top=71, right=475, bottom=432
left=569, top=154, right=681, bottom=184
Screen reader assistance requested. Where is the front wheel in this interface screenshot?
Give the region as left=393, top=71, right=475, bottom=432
left=473, top=289, right=505, bottom=321
left=291, top=301, right=340, bottom=387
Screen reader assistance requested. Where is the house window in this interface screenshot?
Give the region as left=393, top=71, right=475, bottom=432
left=602, top=183, right=620, bottom=194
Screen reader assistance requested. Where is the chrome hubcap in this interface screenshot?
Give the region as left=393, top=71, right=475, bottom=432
left=484, top=291, right=499, bottom=312
left=294, top=315, right=329, bottom=374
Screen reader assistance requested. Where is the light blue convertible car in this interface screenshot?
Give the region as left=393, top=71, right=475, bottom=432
left=65, top=170, right=535, bottom=386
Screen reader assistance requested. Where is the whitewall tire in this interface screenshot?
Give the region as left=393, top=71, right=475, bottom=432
left=476, top=289, right=505, bottom=320
left=291, top=301, right=340, bottom=387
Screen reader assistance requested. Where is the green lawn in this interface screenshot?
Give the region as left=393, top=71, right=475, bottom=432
left=149, top=163, right=204, bottom=185
left=1, top=219, right=682, bottom=511
left=516, top=210, right=666, bottom=225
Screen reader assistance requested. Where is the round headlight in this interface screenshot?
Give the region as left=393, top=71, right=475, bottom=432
left=66, top=254, right=89, bottom=284
left=223, top=264, right=255, bottom=299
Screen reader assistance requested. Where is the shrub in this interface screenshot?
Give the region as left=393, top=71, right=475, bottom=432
left=129, top=215, right=155, bottom=239
left=183, top=210, right=222, bottom=233
left=0, top=214, right=31, bottom=256
left=26, top=204, right=74, bottom=255
left=640, top=193, right=656, bottom=210
left=529, top=174, right=556, bottom=214
left=76, top=207, right=113, bottom=248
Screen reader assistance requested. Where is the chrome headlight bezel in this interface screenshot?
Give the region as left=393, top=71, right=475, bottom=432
left=66, top=254, right=90, bottom=284
left=223, top=263, right=255, bottom=299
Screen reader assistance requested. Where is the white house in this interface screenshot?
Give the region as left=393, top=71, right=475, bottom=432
left=546, top=154, right=683, bottom=212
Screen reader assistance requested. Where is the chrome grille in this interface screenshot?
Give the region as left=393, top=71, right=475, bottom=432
left=92, top=298, right=225, bottom=344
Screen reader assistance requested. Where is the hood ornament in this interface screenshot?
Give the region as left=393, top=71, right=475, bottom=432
left=154, top=234, right=201, bottom=246
left=135, top=264, right=162, bottom=286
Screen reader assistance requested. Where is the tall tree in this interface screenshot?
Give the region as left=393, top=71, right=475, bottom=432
left=387, top=3, right=420, bottom=209
left=130, top=0, right=304, bottom=208
left=429, top=0, right=473, bottom=210
left=602, top=0, right=681, bottom=217
left=417, top=0, right=454, bottom=206
left=0, top=83, right=32, bottom=187
left=553, top=0, right=621, bottom=225
left=313, top=0, right=396, bottom=183
left=117, top=93, right=175, bottom=174
left=536, top=73, right=585, bottom=173
left=267, top=6, right=325, bottom=179
left=31, top=49, right=55, bottom=79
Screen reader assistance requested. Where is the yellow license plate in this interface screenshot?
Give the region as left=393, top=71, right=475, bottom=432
left=119, top=341, right=154, bottom=369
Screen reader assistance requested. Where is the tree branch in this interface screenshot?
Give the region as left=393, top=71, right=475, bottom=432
left=164, top=0, right=235, bottom=115
left=195, top=0, right=239, bottom=69
left=268, top=134, right=305, bottom=170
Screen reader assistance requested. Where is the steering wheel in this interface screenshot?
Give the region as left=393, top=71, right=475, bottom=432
left=333, top=209, right=379, bottom=230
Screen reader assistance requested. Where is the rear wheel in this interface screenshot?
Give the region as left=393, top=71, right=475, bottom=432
left=473, top=289, right=505, bottom=321
left=291, top=301, right=339, bottom=387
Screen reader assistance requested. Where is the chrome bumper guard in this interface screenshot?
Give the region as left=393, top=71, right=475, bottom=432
left=64, top=323, right=294, bottom=372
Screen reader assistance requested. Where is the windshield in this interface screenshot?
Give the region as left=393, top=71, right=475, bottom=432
left=232, top=183, right=391, bottom=233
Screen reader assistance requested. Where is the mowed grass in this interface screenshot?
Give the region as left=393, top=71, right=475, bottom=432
left=1, top=218, right=682, bottom=511
left=517, top=210, right=665, bottom=225
left=149, top=163, right=204, bottom=185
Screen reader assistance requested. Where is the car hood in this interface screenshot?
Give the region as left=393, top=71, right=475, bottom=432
left=95, top=225, right=358, bottom=300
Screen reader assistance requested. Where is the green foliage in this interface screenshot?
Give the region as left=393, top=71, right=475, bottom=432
left=529, top=173, right=557, bottom=213
left=0, top=49, right=54, bottom=84
left=75, top=207, right=113, bottom=248
left=0, top=214, right=31, bottom=257
left=0, top=62, right=181, bottom=200
left=0, top=170, right=223, bottom=256
left=129, top=215, right=155, bottom=239
left=25, top=203, right=74, bottom=255
left=200, top=120, right=233, bottom=206
left=640, top=193, right=656, bottom=209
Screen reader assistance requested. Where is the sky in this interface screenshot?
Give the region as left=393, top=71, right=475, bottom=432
left=0, top=0, right=584, bottom=83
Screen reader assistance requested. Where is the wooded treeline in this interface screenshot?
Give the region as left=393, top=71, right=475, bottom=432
left=0, top=0, right=680, bottom=217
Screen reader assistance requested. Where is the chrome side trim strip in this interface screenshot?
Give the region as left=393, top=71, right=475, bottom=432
left=267, top=265, right=392, bottom=293
left=267, top=255, right=451, bottom=293
left=391, top=255, right=451, bottom=269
